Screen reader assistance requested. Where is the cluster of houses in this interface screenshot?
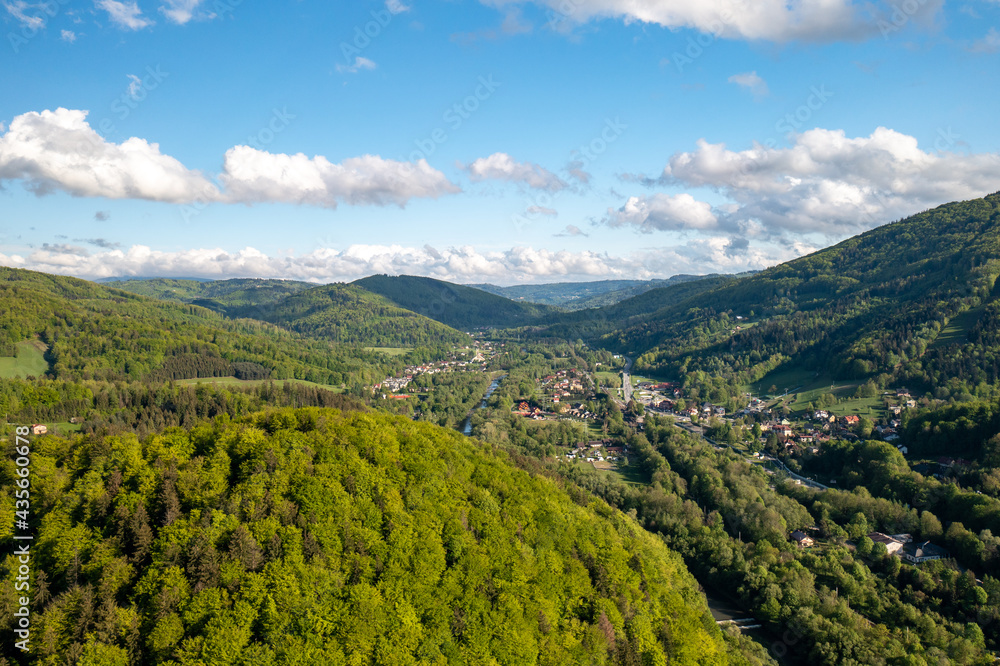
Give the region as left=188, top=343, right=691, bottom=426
left=564, top=439, right=628, bottom=463
left=791, top=529, right=950, bottom=564
left=514, top=402, right=548, bottom=420
left=539, top=369, right=587, bottom=404
left=375, top=345, right=501, bottom=396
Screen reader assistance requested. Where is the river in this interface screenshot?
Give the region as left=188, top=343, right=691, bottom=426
left=460, top=375, right=505, bottom=436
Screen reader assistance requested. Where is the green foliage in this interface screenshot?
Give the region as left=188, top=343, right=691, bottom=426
left=0, top=268, right=392, bottom=386
left=354, top=274, right=562, bottom=330
left=578, top=193, right=1000, bottom=398
left=0, top=408, right=731, bottom=664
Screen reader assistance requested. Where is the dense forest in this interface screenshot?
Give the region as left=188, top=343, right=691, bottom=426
left=0, top=408, right=736, bottom=664
left=0, top=268, right=392, bottom=387
left=530, top=193, right=1000, bottom=398
left=353, top=275, right=561, bottom=330
left=107, top=279, right=470, bottom=348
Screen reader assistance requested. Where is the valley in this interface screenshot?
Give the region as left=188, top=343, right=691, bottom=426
left=3, top=193, right=1000, bottom=663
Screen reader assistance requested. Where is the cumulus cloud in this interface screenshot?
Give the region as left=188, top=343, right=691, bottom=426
left=604, top=193, right=719, bottom=233
left=643, top=127, right=1000, bottom=237
left=1, top=243, right=640, bottom=283
left=489, top=0, right=943, bottom=43
left=158, top=0, right=213, bottom=24
left=336, top=56, right=377, bottom=74
left=219, top=147, right=460, bottom=208
left=526, top=205, right=558, bottom=216
left=0, top=108, right=460, bottom=209
left=60, top=29, right=76, bottom=41
left=0, top=237, right=814, bottom=283
left=0, top=108, right=219, bottom=203
left=465, top=152, right=568, bottom=192
left=94, top=210, right=110, bottom=221
left=96, top=0, right=153, bottom=30
left=728, top=71, right=769, bottom=99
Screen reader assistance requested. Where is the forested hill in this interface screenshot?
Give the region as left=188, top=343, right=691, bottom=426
left=353, top=274, right=562, bottom=329
left=0, top=268, right=385, bottom=386
left=0, top=407, right=734, bottom=664
left=104, top=277, right=315, bottom=317
left=596, top=192, right=1000, bottom=396
left=237, top=283, right=470, bottom=347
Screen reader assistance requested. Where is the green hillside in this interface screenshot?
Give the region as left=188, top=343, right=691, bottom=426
left=354, top=275, right=562, bottom=329
left=105, top=278, right=315, bottom=317
left=591, top=192, right=1000, bottom=397
left=0, top=268, right=385, bottom=386
left=0, top=407, right=732, bottom=664
left=243, top=283, right=470, bottom=347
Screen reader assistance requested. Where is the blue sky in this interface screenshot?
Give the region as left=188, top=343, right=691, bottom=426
left=1, top=0, right=999, bottom=284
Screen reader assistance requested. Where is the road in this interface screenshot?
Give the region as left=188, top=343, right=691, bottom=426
left=674, top=422, right=828, bottom=491
left=622, top=356, right=633, bottom=404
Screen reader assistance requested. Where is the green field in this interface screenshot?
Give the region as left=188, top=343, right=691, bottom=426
left=605, top=461, right=646, bottom=487
left=176, top=376, right=344, bottom=393
left=595, top=371, right=622, bottom=387
left=751, top=365, right=888, bottom=418
left=363, top=347, right=414, bottom=356
left=0, top=340, right=49, bottom=379
left=928, top=305, right=986, bottom=351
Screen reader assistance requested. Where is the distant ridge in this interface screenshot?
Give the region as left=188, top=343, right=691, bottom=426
left=353, top=274, right=561, bottom=329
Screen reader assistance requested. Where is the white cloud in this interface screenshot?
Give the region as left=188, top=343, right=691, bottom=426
left=386, top=0, right=410, bottom=14
left=526, top=205, right=558, bottom=216
left=555, top=224, right=588, bottom=237
left=0, top=108, right=219, bottom=203
left=487, top=0, right=944, bottom=42
left=96, top=0, right=153, bottom=30
left=219, top=146, right=460, bottom=208
left=0, top=108, right=460, bottom=210
left=4, top=1, right=45, bottom=28
left=158, top=0, right=213, bottom=24
left=466, top=152, right=568, bottom=192
left=336, top=56, right=377, bottom=74
left=728, top=71, right=769, bottom=99
left=969, top=27, right=1000, bottom=53
left=646, top=127, right=1000, bottom=237
left=1, top=239, right=809, bottom=284
left=126, top=73, right=143, bottom=97
left=1, top=243, right=632, bottom=283
left=604, top=193, right=719, bottom=233
left=60, top=29, right=76, bottom=41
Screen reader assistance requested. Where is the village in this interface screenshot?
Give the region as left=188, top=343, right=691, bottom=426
left=373, top=341, right=503, bottom=397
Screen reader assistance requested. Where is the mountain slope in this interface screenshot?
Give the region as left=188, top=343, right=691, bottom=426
left=106, top=277, right=469, bottom=348
left=0, top=268, right=384, bottom=385
left=105, top=277, right=315, bottom=316
left=353, top=274, right=562, bottom=329
left=603, top=192, right=1000, bottom=394
left=243, top=283, right=470, bottom=347
left=0, top=407, right=734, bottom=664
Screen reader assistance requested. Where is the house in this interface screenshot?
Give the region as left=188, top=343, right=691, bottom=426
left=896, top=388, right=911, bottom=398
left=902, top=541, right=948, bottom=564
left=868, top=532, right=904, bottom=555
left=791, top=531, right=815, bottom=548
left=30, top=424, right=47, bottom=435
left=844, top=415, right=860, bottom=426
